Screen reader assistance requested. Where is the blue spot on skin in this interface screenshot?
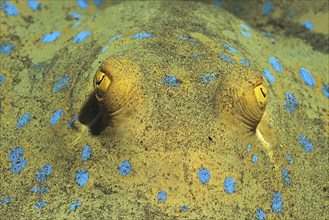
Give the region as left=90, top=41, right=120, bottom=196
left=299, top=68, right=315, bottom=87
left=53, top=74, right=70, bottom=93
left=76, top=0, right=88, bottom=9
left=255, top=208, right=266, bottom=220
left=190, top=54, right=204, bottom=58
left=76, top=169, right=89, bottom=186
left=67, top=115, right=79, bottom=129
left=8, top=147, right=24, bottom=162
left=286, top=153, right=293, bottom=165
left=41, top=31, right=62, bottom=43
left=8, top=147, right=27, bottom=174
left=71, top=21, right=82, bottom=28
left=69, top=12, right=83, bottom=19
left=252, top=154, right=259, bottom=163
left=240, top=23, right=250, bottom=31
left=200, top=73, right=219, bottom=85
left=39, top=185, right=50, bottom=195
left=223, top=43, right=238, bottom=54
left=132, top=33, right=154, bottom=39
left=50, top=109, right=64, bottom=126
left=263, top=69, right=275, bottom=83
left=322, top=83, right=329, bottom=98
left=157, top=190, right=167, bottom=202
left=224, top=177, right=236, bottom=194
left=178, top=36, right=189, bottom=41
left=70, top=201, right=82, bottom=211
left=73, top=30, right=91, bottom=43
left=0, top=74, right=4, bottom=85
left=0, top=43, right=14, bottom=54
left=284, top=92, right=298, bottom=114
left=281, top=168, right=291, bottom=187
left=0, top=196, right=13, bottom=205
left=262, top=0, right=275, bottom=16
left=240, top=58, right=250, bottom=67
left=31, top=187, right=39, bottom=193
left=36, top=164, right=52, bottom=182
left=1, top=2, right=19, bottom=16
left=240, top=30, right=252, bottom=38
left=119, top=160, right=132, bottom=176
left=178, top=35, right=198, bottom=45
left=162, top=75, right=182, bottom=87
left=93, top=0, right=103, bottom=7
left=10, top=157, right=27, bottom=174
left=301, top=21, right=314, bottom=31
left=219, top=54, right=234, bottom=63
left=82, top=145, right=92, bottom=162
left=268, top=56, right=283, bottom=72
left=16, top=113, right=31, bottom=128
left=34, top=200, right=47, bottom=209
left=108, top=34, right=123, bottom=43
left=261, top=31, right=271, bottom=36
left=298, top=134, right=313, bottom=153
left=100, top=45, right=110, bottom=53
left=198, top=168, right=211, bottom=184
left=246, top=144, right=251, bottom=153
left=181, top=204, right=189, bottom=212
left=28, top=0, right=42, bottom=11
left=271, top=192, right=283, bottom=214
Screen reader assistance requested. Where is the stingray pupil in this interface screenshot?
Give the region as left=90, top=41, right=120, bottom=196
left=260, top=88, right=266, bottom=98
left=97, top=75, right=105, bottom=85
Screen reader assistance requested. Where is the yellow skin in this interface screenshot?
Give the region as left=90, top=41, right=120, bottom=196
left=1, top=1, right=327, bottom=219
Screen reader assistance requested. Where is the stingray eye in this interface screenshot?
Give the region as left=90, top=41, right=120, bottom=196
left=235, top=81, right=268, bottom=132
left=254, top=83, right=267, bottom=109
left=80, top=56, right=144, bottom=135
left=94, top=70, right=111, bottom=101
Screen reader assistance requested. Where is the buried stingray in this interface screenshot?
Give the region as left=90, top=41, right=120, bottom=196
left=2, top=1, right=326, bottom=218
left=79, top=54, right=270, bottom=150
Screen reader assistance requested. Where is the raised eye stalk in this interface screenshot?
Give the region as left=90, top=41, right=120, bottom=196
left=80, top=56, right=143, bottom=135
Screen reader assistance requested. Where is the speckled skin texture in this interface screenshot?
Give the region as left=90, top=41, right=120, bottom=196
left=0, top=1, right=328, bottom=219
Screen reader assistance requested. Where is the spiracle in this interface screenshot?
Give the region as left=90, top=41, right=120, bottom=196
left=79, top=57, right=143, bottom=135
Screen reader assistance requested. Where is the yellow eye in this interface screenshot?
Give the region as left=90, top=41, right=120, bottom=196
left=94, top=70, right=111, bottom=100
left=254, top=83, right=267, bottom=108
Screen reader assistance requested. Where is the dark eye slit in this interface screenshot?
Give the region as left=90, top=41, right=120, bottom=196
left=97, top=75, right=105, bottom=85
left=260, top=88, right=266, bottom=98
